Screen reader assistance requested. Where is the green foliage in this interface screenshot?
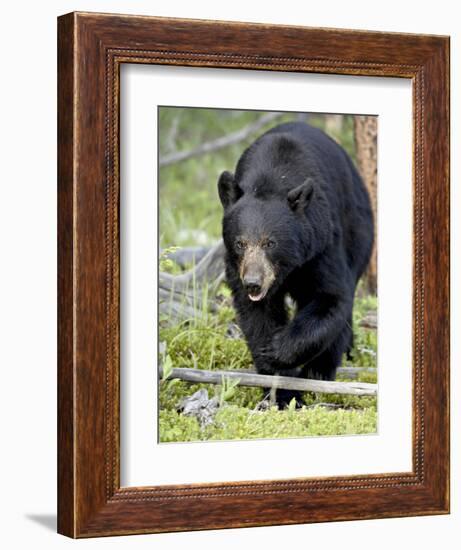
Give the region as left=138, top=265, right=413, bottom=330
left=161, top=354, right=173, bottom=381
left=159, top=246, right=182, bottom=274
left=218, top=375, right=241, bottom=407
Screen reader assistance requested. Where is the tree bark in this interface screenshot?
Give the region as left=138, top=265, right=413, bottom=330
left=354, top=116, right=378, bottom=295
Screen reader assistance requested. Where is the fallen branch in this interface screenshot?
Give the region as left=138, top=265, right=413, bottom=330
left=336, top=366, right=376, bottom=379
left=360, top=313, right=377, bottom=329
left=159, top=112, right=283, bottom=167
left=161, top=246, right=210, bottom=268
left=159, top=366, right=377, bottom=397
left=160, top=240, right=225, bottom=293
left=237, top=366, right=376, bottom=379
left=159, top=241, right=225, bottom=321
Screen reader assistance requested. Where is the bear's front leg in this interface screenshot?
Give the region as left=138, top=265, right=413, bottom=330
left=260, top=292, right=353, bottom=369
left=232, top=290, right=288, bottom=375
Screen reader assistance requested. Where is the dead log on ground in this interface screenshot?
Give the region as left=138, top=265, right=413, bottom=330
left=336, top=366, right=376, bottom=379
left=162, top=246, right=210, bottom=268
left=160, top=240, right=225, bottom=291
left=159, top=366, right=377, bottom=397
left=235, top=366, right=376, bottom=379
left=159, top=240, right=225, bottom=321
left=359, top=313, right=377, bottom=329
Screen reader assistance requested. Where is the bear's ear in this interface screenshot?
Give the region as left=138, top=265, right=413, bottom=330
left=218, top=171, right=242, bottom=209
left=287, top=179, right=314, bottom=211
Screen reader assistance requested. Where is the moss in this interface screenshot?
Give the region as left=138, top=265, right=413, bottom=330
left=159, top=405, right=377, bottom=443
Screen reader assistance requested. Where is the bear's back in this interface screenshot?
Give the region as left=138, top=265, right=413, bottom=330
left=234, top=122, right=358, bottom=201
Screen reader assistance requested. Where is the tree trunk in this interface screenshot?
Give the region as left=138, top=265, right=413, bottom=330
left=354, top=116, right=378, bottom=295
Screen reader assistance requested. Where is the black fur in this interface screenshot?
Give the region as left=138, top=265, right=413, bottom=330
left=218, top=122, right=374, bottom=407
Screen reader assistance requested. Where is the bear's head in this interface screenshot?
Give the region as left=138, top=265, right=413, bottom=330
left=218, top=170, right=333, bottom=302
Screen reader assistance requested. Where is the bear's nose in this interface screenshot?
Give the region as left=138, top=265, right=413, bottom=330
left=243, top=276, right=262, bottom=296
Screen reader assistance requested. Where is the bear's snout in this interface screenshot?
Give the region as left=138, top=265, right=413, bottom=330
left=239, top=245, right=276, bottom=301
left=243, top=274, right=263, bottom=298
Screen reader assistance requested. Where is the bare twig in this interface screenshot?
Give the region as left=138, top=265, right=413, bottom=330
left=159, top=112, right=283, bottom=167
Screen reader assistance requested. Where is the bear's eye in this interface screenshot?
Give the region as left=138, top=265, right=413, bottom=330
left=264, top=239, right=276, bottom=249
left=235, top=239, right=246, bottom=250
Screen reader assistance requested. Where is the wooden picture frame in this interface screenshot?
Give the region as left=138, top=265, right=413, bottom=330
left=57, top=12, right=450, bottom=538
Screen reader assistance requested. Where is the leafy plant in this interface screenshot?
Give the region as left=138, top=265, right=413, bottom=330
left=218, top=375, right=241, bottom=407
left=161, top=354, right=173, bottom=381
left=159, top=246, right=181, bottom=274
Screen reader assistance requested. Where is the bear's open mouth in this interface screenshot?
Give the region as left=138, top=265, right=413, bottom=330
left=248, top=289, right=268, bottom=302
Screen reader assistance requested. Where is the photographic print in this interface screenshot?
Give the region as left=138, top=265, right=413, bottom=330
left=158, top=107, right=378, bottom=443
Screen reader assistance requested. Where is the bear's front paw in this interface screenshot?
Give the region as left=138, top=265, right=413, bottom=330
left=258, top=330, right=295, bottom=367
left=257, top=343, right=277, bottom=365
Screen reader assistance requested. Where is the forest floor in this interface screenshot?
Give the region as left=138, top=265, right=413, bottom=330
left=158, top=278, right=377, bottom=443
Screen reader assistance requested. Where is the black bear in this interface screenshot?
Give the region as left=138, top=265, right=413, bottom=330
left=218, top=121, right=374, bottom=406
